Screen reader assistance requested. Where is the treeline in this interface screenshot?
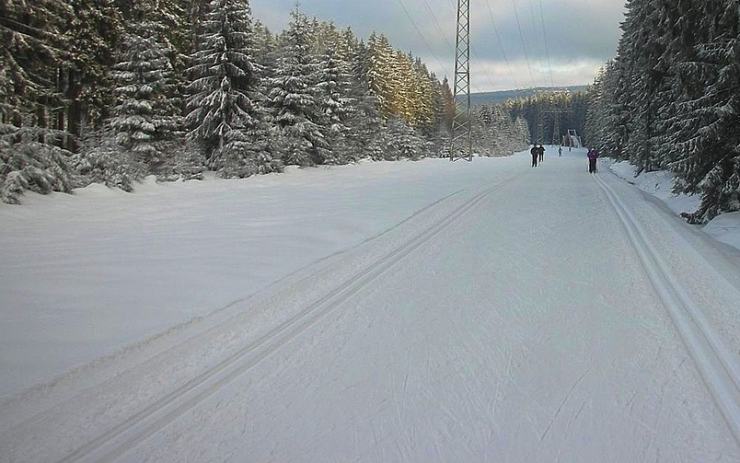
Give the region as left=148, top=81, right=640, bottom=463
left=471, top=105, right=530, bottom=157
left=0, top=0, right=528, bottom=205
left=585, top=0, right=739, bottom=223
left=505, top=91, right=589, bottom=146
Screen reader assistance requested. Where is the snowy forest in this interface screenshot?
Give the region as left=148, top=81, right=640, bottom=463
left=0, top=0, right=530, bottom=205
left=505, top=91, right=589, bottom=145
left=584, top=0, right=740, bottom=223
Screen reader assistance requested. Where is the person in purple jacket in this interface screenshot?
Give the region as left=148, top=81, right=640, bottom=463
left=587, top=148, right=600, bottom=173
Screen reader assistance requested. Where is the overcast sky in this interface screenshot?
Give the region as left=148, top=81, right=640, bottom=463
left=252, top=0, right=626, bottom=92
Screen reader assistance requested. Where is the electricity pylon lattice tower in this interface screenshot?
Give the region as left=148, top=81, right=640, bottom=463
left=552, top=112, right=561, bottom=145
left=450, top=0, right=472, bottom=162
left=536, top=110, right=545, bottom=145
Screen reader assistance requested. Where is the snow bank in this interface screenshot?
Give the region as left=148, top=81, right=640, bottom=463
left=0, top=155, right=523, bottom=399
left=610, top=161, right=740, bottom=251
left=609, top=161, right=701, bottom=215
left=704, top=212, right=740, bottom=251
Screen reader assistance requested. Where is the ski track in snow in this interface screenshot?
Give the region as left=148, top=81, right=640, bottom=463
left=593, top=173, right=740, bottom=442
left=1, top=148, right=739, bottom=462
left=54, top=173, right=528, bottom=463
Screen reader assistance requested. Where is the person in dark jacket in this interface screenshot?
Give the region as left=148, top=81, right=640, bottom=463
left=531, top=145, right=539, bottom=167
left=587, top=148, right=600, bottom=173
left=539, top=145, right=545, bottom=162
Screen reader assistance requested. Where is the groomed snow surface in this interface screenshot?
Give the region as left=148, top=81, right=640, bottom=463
left=1, top=147, right=739, bottom=462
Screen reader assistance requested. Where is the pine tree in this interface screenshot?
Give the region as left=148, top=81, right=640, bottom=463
left=64, top=0, right=123, bottom=140
left=268, top=9, right=326, bottom=166
left=350, top=91, right=384, bottom=160
left=619, top=0, right=669, bottom=173
left=346, top=40, right=384, bottom=161
left=439, top=77, right=455, bottom=133
left=186, top=0, right=280, bottom=176
left=367, top=34, right=394, bottom=117
left=412, top=58, right=435, bottom=133
left=315, top=40, right=354, bottom=164
left=110, top=1, right=178, bottom=171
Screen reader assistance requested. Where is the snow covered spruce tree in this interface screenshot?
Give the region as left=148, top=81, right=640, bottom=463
left=268, top=9, right=327, bottom=167
left=186, top=0, right=281, bottom=177
left=367, top=33, right=395, bottom=118
left=344, top=40, right=386, bottom=160
left=108, top=1, right=179, bottom=173
left=314, top=40, right=355, bottom=164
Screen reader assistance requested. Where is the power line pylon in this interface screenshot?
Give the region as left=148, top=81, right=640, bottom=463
left=536, top=110, right=545, bottom=145
left=552, top=112, right=561, bottom=145
left=450, top=0, right=472, bottom=162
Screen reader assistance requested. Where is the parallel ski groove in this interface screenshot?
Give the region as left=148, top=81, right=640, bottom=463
left=58, top=173, right=524, bottom=463
left=594, top=173, right=740, bottom=443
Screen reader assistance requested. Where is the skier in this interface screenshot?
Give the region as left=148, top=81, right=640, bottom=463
left=539, top=145, right=545, bottom=163
left=531, top=145, right=539, bottom=167
left=558, top=145, right=562, bottom=157
left=587, top=148, right=600, bottom=173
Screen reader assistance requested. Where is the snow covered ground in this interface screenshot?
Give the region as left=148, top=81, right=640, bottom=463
left=610, top=160, right=740, bottom=251
left=0, top=157, right=523, bottom=399
left=1, top=148, right=739, bottom=462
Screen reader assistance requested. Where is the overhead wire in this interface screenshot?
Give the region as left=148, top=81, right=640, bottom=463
left=509, top=0, right=539, bottom=89
left=538, top=0, right=556, bottom=88
left=482, top=0, right=529, bottom=94
left=393, top=0, right=456, bottom=83
left=526, top=0, right=550, bottom=86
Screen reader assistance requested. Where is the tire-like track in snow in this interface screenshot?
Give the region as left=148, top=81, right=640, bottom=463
left=57, top=173, right=525, bottom=463
left=593, top=173, right=740, bottom=443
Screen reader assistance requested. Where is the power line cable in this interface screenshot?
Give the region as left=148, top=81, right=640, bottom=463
left=482, top=0, right=528, bottom=94
left=527, top=0, right=551, bottom=86
left=509, top=0, right=538, bottom=89
left=538, top=0, right=555, bottom=88
left=394, top=0, right=456, bottom=82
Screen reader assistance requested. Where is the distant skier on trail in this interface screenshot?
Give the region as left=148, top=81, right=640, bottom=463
left=539, top=145, right=545, bottom=163
left=587, top=148, right=600, bottom=173
left=531, top=145, right=539, bottom=167
left=558, top=146, right=562, bottom=157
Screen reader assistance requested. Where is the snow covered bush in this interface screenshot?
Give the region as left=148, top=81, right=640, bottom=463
left=216, top=128, right=283, bottom=179
left=72, top=129, right=145, bottom=192
left=0, top=133, right=74, bottom=204
left=172, top=140, right=207, bottom=181
left=385, top=118, right=426, bottom=161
